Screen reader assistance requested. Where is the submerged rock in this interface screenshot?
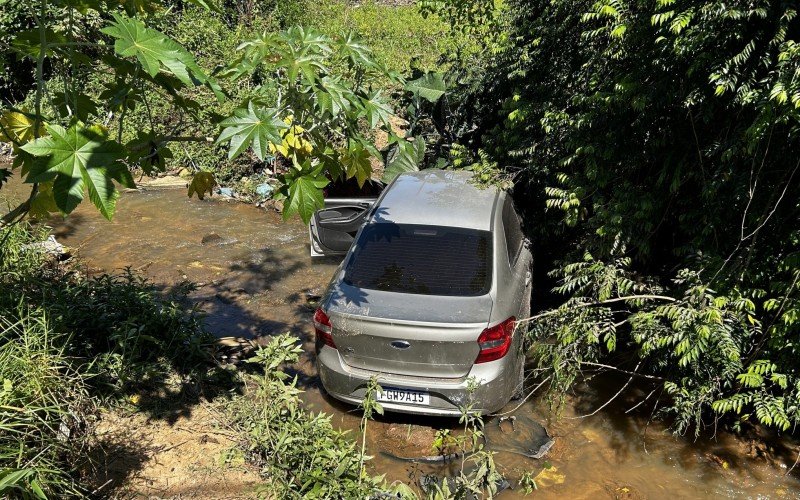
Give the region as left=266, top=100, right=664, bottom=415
left=201, top=233, right=223, bottom=245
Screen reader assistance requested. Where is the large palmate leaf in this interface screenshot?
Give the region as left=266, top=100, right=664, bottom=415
left=340, top=141, right=373, bottom=187
left=275, top=27, right=331, bottom=83
left=20, top=124, right=132, bottom=219
left=102, top=13, right=223, bottom=100
left=317, top=76, right=354, bottom=117
left=279, top=164, right=329, bottom=223
left=216, top=103, right=288, bottom=160
left=360, top=91, right=393, bottom=129
left=404, top=72, right=447, bottom=103
left=382, top=136, right=426, bottom=183
left=336, top=31, right=375, bottom=67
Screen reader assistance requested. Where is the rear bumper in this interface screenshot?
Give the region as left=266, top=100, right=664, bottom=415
left=316, top=345, right=520, bottom=417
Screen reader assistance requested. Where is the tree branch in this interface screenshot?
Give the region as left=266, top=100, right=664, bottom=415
left=579, top=361, right=664, bottom=381
left=570, top=361, right=642, bottom=419
left=517, top=294, right=677, bottom=324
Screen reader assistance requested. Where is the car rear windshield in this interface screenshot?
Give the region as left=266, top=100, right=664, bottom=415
left=343, top=223, right=492, bottom=296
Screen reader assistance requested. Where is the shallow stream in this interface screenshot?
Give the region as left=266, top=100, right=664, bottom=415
left=27, top=183, right=800, bottom=498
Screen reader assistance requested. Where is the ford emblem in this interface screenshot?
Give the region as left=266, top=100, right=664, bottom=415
left=390, top=340, right=411, bottom=350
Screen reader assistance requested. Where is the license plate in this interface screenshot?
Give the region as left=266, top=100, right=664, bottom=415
left=377, top=387, right=430, bottom=405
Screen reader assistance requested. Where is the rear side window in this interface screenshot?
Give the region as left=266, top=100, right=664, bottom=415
left=502, top=198, right=524, bottom=264
left=344, top=224, right=492, bottom=296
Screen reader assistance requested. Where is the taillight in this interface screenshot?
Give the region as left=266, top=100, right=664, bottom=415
left=475, top=317, right=516, bottom=363
left=313, top=308, right=336, bottom=349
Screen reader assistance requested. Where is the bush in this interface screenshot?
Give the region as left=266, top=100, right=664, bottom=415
left=223, top=334, right=389, bottom=498
left=0, top=229, right=212, bottom=392
left=446, top=0, right=800, bottom=434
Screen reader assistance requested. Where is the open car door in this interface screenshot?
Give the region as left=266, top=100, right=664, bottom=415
left=309, top=198, right=377, bottom=257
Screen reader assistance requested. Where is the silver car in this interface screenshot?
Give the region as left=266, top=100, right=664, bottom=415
left=309, top=170, right=532, bottom=416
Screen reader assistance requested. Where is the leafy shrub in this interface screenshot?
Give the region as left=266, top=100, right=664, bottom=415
left=0, top=223, right=215, bottom=496
left=0, top=223, right=212, bottom=392
left=224, top=334, right=390, bottom=498
left=445, top=0, right=800, bottom=434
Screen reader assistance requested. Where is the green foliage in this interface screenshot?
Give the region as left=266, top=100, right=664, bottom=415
left=217, top=25, right=438, bottom=222
left=447, top=0, right=800, bottom=434
left=101, top=12, right=221, bottom=97
left=526, top=254, right=800, bottom=435
left=405, top=72, right=447, bottom=103
left=21, top=123, right=134, bottom=218
left=1, top=0, right=456, bottom=225
left=0, top=224, right=212, bottom=393
left=422, top=377, right=505, bottom=499
left=0, top=0, right=223, bottom=223
left=216, top=103, right=288, bottom=160
left=0, top=308, right=92, bottom=497
left=309, top=0, right=457, bottom=77
left=383, top=136, right=426, bottom=183
left=226, top=333, right=389, bottom=498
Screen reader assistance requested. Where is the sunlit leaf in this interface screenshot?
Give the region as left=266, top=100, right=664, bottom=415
left=102, top=13, right=223, bottom=100
left=340, top=141, right=372, bottom=187
left=217, top=103, right=288, bottom=160
left=404, top=72, right=447, bottom=102
left=19, top=123, right=129, bottom=218
left=317, top=76, right=353, bottom=116
left=0, top=110, right=44, bottom=147
left=336, top=31, right=374, bottom=67
left=382, top=136, right=425, bottom=183
left=360, top=91, right=393, bottom=129
left=280, top=163, right=329, bottom=223
left=188, top=171, right=217, bottom=200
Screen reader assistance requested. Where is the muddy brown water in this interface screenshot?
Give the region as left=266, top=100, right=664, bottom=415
left=9, top=182, right=800, bottom=498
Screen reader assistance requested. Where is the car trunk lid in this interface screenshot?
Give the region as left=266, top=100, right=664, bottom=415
left=325, top=284, right=492, bottom=378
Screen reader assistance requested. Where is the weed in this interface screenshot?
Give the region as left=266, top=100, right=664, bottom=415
left=422, top=377, right=506, bottom=499
left=0, top=307, right=93, bottom=497
left=225, top=333, right=387, bottom=498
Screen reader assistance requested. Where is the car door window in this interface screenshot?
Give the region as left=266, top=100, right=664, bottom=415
left=502, top=197, right=524, bottom=266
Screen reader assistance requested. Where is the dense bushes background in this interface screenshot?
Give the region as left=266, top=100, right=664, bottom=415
left=443, top=0, right=800, bottom=434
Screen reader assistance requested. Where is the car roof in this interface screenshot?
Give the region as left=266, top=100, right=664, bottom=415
left=370, top=169, right=501, bottom=231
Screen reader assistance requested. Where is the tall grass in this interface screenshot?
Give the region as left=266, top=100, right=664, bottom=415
left=0, top=308, right=92, bottom=497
